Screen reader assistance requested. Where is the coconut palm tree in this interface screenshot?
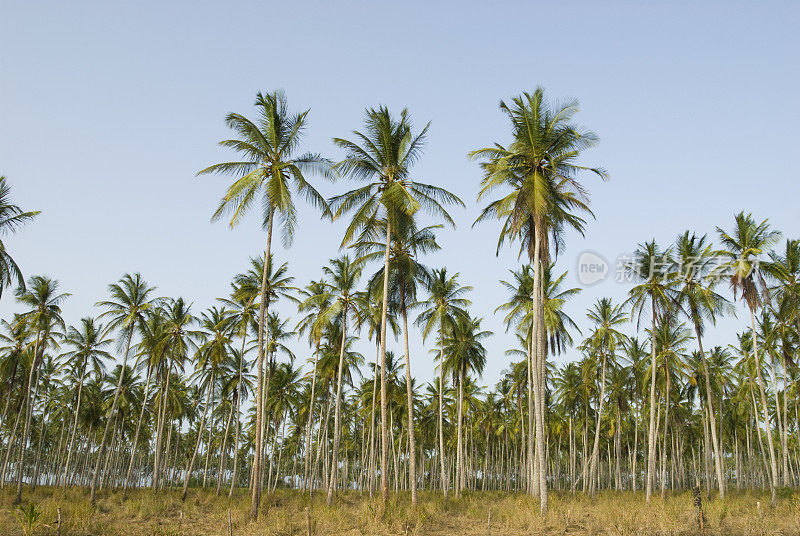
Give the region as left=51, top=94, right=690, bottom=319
left=471, top=87, right=605, bottom=514
left=295, top=279, right=331, bottom=493
left=674, top=231, right=731, bottom=497
left=13, top=275, right=68, bottom=504
left=59, top=318, right=112, bottom=490
left=152, top=298, right=197, bottom=492
left=305, top=256, right=363, bottom=505
left=331, top=106, right=462, bottom=502
left=359, top=213, right=440, bottom=504
left=0, top=176, right=40, bottom=300
left=415, top=268, right=471, bottom=496
left=181, top=307, right=235, bottom=501
left=717, top=212, right=781, bottom=505
left=200, top=90, right=330, bottom=520
left=90, top=273, right=155, bottom=505
left=580, top=297, right=627, bottom=496
left=443, top=315, right=491, bottom=497
left=624, top=240, right=678, bottom=503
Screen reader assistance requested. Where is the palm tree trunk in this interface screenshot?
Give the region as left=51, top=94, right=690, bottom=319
left=645, top=303, right=658, bottom=504
left=587, top=353, right=607, bottom=497
left=124, top=365, right=153, bottom=494
left=303, top=342, right=320, bottom=492
left=326, top=310, right=348, bottom=505
left=61, top=364, right=86, bottom=490
left=400, top=300, right=418, bottom=505
left=750, top=309, right=778, bottom=505
left=251, top=205, right=274, bottom=520
left=181, top=374, right=213, bottom=501
left=378, top=217, right=391, bottom=505
left=153, top=361, right=173, bottom=492
left=694, top=327, right=725, bottom=499
left=89, top=327, right=134, bottom=506
left=438, top=329, right=448, bottom=497
left=455, top=373, right=464, bottom=497
left=13, top=328, right=42, bottom=503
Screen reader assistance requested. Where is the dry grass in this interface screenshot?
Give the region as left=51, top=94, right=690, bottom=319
left=0, top=487, right=798, bottom=536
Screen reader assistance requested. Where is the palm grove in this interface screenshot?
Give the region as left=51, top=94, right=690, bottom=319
left=2, top=89, right=799, bottom=519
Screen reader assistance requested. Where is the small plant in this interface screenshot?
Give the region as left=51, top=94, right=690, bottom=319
left=11, top=502, right=42, bottom=536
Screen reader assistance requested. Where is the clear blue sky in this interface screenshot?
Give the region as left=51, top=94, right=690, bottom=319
left=1, top=1, right=798, bottom=387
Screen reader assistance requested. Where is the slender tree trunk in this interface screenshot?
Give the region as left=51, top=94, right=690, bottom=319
left=438, top=330, right=448, bottom=497
left=326, top=310, right=348, bottom=505
left=303, top=342, right=320, bottom=493
left=750, top=309, right=778, bottom=506
left=124, top=366, right=153, bottom=495
left=400, top=300, right=418, bottom=505
left=646, top=303, right=658, bottom=504
left=89, top=327, right=134, bottom=506
left=586, top=353, right=607, bottom=497
left=62, top=363, right=86, bottom=490
left=181, top=374, right=213, bottom=501
left=378, top=217, right=392, bottom=505
left=694, top=327, right=725, bottom=499
left=251, top=206, right=274, bottom=520
left=216, top=397, right=235, bottom=495
left=13, top=328, right=43, bottom=504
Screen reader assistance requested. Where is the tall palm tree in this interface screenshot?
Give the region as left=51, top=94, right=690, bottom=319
left=181, top=307, right=234, bottom=501
left=416, top=268, right=471, bottom=496
left=59, top=318, right=111, bottom=490
left=674, top=231, right=731, bottom=497
left=331, top=106, right=462, bottom=503
left=359, top=214, right=439, bottom=505
left=13, top=275, right=68, bottom=503
left=306, top=256, right=363, bottom=505
left=295, top=279, right=331, bottom=493
left=581, top=297, right=626, bottom=496
left=90, top=273, right=155, bottom=505
left=0, top=176, right=40, bottom=300
left=471, top=87, right=604, bottom=514
left=200, top=90, right=330, bottom=520
left=152, top=298, right=197, bottom=492
left=717, top=212, right=781, bottom=504
left=218, top=276, right=258, bottom=496
left=443, top=315, right=491, bottom=497
left=624, top=240, right=678, bottom=503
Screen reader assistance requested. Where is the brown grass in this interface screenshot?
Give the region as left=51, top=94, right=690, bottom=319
left=0, top=487, right=798, bottom=536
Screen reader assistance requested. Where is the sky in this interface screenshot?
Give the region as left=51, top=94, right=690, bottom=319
left=1, top=1, right=799, bottom=390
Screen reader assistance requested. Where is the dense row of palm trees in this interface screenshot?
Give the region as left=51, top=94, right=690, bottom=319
left=1, top=89, right=798, bottom=521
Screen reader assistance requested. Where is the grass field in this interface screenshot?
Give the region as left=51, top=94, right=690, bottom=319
left=0, top=488, right=798, bottom=536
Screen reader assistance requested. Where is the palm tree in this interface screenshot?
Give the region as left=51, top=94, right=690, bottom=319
left=200, top=90, right=330, bottom=520
left=674, top=231, right=731, bottom=497
left=443, top=315, right=491, bottom=497
left=764, top=239, right=800, bottom=485
left=416, top=268, right=471, bottom=496
left=331, top=106, right=462, bottom=502
left=359, top=214, right=440, bottom=504
left=651, top=316, right=692, bottom=497
left=471, top=88, right=604, bottom=514
left=218, top=277, right=258, bottom=496
left=0, top=176, right=40, bottom=300
left=305, top=256, right=363, bottom=505
left=59, top=318, right=111, bottom=490
left=624, top=240, right=678, bottom=503
left=717, top=212, right=781, bottom=504
left=90, top=273, right=155, bottom=505
left=296, top=279, right=331, bottom=493
left=581, top=297, right=626, bottom=496
left=13, top=275, right=68, bottom=504
left=152, top=298, right=197, bottom=492
left=181, top=306, right=235, bottom=501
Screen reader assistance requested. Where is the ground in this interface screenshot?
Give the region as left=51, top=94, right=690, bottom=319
left=0, top=487, right=798, bottom=535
